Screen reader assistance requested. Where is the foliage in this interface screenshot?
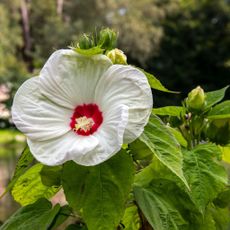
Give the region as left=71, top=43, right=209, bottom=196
left=183, top=144, right=227, bottom=214
left=122, top=203, right=141, bottom=230
left=62, top=150, right=134, bottom=230
left=138, top=114, right=188, bottom=188
left=0, top=198, right=61, bottom=230
left=11, top=163, right=60, bottom=206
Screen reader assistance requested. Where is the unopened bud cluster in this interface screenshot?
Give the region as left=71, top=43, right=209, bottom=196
left=77, top=28, right=117, bottom=51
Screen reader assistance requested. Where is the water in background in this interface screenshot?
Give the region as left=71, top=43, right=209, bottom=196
left=0, top=130, right=25, bottom=223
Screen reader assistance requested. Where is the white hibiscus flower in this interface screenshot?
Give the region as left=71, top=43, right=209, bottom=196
left=12, top=49, right=153, bottom=166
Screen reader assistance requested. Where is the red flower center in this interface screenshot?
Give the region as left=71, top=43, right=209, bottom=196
left=70, top=104, right=103, bottom=136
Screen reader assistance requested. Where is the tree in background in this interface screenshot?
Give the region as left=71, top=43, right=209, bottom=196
left=149, top=0, right=230, bottom=105
left=0, top=0, right=179, bottom=82
left=0, top=1, right=27, bottom=88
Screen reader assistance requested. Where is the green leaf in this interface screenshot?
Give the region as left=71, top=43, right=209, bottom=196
left=62, top=150, right=134, bottom=230
left=205, top=86, right=229, bottom=109
left=192, top=204, right=230, bottom=230
left=65, top=224, right=88, bottom=230
left=139, top=69, right=179, bottom=93
left=134, top=162, right=212, bottom=230
left=206, top=121, right=230, bottom=145
left=12, top=163, right=60, bottom=206
left=208, top=100, right=230, bottom=119
left=219, top=145, right=230, bottom=164
left=213, top=188, right=230, bottom=208
left=129, top=138, right=153, bottom=160
left=135, top=158, right=229, bottom=229
left=72, top=46, right=104, bottom=56
left=167, top=127, right=188, bottom=148
left=195, top=205, right=216, bottom=230
left=49, top=205, right=72, bottom=230
left=134, top=160, right=195, bottom=210
left=134, top=184, right=187, bottom=230
left=134, top=162, right=160, bottom=188
left=210, top=206, right=230, bottom=230
left=0, top=146, right=34, bottom=198
left=0, top=198, right=60, bottom=230
left=40, top=165, right=62, bottom=187
left=139, top=114, right=189, bottom=188
left=188, top=204, right=230, bottom=230
left=122, top=204, right=141, bottom=230
left=183, top=144, right=228, bottom=214
left=153, top=106, right=185, bottom=117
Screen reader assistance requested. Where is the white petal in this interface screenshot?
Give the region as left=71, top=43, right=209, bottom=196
left=71, top=104, right=129, bottom=166
left=39, top=49, right=112, bottom=109
left=27, top=105, right=128, bottom=166
left=27, top=132, right=99, bottom=166
left=12, top=77, right=72, bottom=141
left=95, top=65, right=153, bottom=143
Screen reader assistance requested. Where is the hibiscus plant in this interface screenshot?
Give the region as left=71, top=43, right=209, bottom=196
left=0, top=29, right=230, bottom=230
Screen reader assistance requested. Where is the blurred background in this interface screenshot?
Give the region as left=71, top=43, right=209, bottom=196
left=0, top=0, right=230, bottom=224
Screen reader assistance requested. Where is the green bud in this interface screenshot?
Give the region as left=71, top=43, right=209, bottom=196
left=77, top=34, right=95, bottom=49
left=106, top=48, right=127, bottom=64
left=187, top=86, right=205, bottom=110
left=98, top=28, right=117, bottom=50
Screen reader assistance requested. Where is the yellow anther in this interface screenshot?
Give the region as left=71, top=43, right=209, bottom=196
left=75, top=116, right=95, bottom=132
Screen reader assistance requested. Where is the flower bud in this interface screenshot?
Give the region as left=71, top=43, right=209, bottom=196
left=98, top=28, right=117, bottom=50
left=106, top=48, right=127, bottom=65
left=78, top=34, right=94, bottom=49
left=187, top=86, right=205, bottom=110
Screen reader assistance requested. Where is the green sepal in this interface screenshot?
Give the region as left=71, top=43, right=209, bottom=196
left=71, top=46, right=104, bottom=56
